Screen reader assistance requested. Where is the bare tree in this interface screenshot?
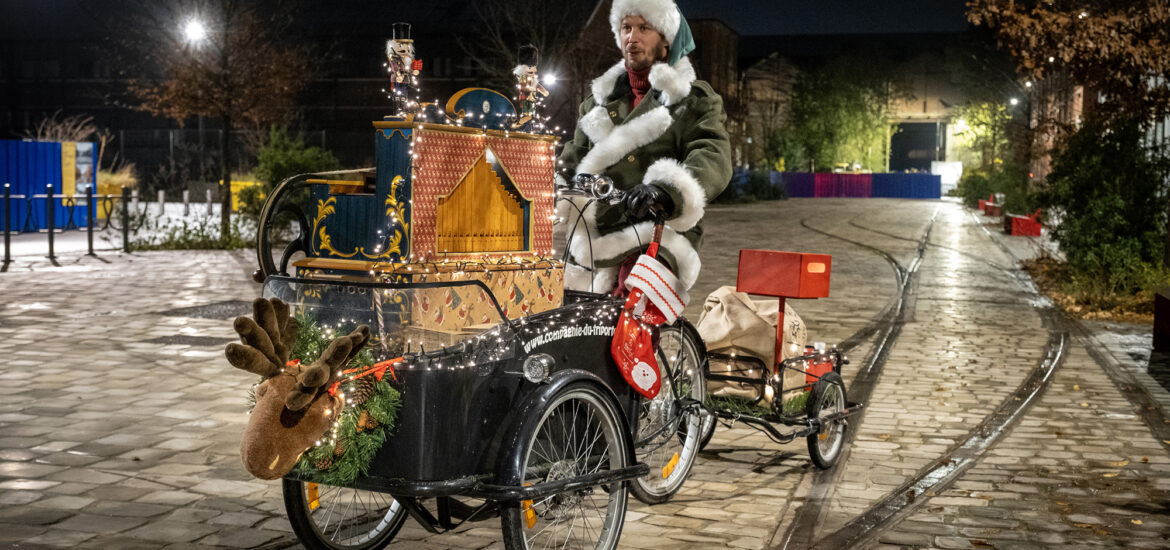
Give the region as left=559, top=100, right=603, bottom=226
left=105, top=0, right=312, bottom=241
left=461, top=0, right=617, bottom=130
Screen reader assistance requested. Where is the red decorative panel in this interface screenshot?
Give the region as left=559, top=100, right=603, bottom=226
left=412, top=129, right=556, bottom=258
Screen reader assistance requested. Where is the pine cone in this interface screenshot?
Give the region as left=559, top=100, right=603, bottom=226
left=333, top=441, right=346, bottom=457
left=357, top=410, right=380, bottom=432
left=315, top=458, right=333, bottom=470
left=350, top=377, right=376, bottom=406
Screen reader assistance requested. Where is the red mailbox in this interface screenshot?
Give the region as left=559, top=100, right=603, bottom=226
left=736, top=249, right=832, bottom=375
left=736, top=249, right=831, bottom=299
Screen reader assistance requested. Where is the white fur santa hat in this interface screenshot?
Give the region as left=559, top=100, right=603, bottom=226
left=609, top=0, right=683, bottom=49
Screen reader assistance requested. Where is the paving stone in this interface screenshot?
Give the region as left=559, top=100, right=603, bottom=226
left=0, top=523, right=50, bottom=543
left=122, top=520, right=220, bottom=544
left=0, top=478, right=59, bottom=490
left=53, top=513, right=148, bottom=535
left=134, top=489, right=204, bottom=506
left=23, top=529, right=98, bottom=546
left=84, top=500, right=174, bottom=518
left=29, top=494, right=94, bottom=510
left=195, top=527, right=284, bottom=548
left=0, top=507, right=74, bottom=525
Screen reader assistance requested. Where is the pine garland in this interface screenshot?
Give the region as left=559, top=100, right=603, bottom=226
left=294, top=378, right=401, bottom=486
left=283, top=315, right=402, bottom=486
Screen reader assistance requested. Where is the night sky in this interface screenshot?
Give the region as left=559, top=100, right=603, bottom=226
left=1, top=1, right=973, bottom=39
left=676, top=0, right=970, bottom=36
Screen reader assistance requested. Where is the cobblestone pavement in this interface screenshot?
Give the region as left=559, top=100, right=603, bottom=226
left=0, top=198, right=1166, bottom=549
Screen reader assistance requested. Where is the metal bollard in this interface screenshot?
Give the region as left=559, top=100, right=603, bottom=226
left=206, top=189, right=213, bottom=216
left=86, top=185, right=95, bottom=256
left=157, top=190, right=166, bottom=217
left=183, top=190, right=190, bottom=217
left=132, top=189, right=139, bottom=212
left=121, top=187, right=131, bottom=253
left=46, top=184, right=56, bottom=263
left=2, top=183, right=10, bottom=272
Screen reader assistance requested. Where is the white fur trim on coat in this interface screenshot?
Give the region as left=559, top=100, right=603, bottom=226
left=610, top=0, right=681, bottom=49
left=579, top=106, right=615, bottom=143
left=576, top=106, right=672, bottom=176
left=591, top=59, right=694, bottom=109
left=592, top=61, right=627, bottom=105
left=565, top=216, right=702, bottom=292
left=648, top=57, right=695, bottom=107
left=643, top=158, right=705, bottom=232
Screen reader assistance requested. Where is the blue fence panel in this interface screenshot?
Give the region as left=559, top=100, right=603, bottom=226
left=780, top=172, right=815, bottom=197
left=872, top=173, right=941, bottom=199
left=0, top=140, right=81, bottom=232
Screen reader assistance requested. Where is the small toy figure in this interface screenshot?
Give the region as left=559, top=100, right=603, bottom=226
left=385, top=22, right=422, bottom=115
left=511, top=44, right=549, bottom=130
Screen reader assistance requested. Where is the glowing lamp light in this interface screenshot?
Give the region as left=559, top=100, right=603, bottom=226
left=1009, top=97, right=1020, bottom=106
left=183, top=19, right=208, bottom=43
left=542, top=73, right=558, bottom=86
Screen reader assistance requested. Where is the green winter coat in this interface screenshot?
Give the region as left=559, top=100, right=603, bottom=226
left=558, top=57, right=732, bottom=294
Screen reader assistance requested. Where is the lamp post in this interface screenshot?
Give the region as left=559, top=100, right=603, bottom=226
left=180, top=13, right=234, bottom=242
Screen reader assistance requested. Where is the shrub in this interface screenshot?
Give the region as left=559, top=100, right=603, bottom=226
left=742, top=169, right=786, bottom=201
left=713, top=170, right=784, bottom=204
left=957, top=162, right=1032, bottom=212
left=957, top=173, right=992, bottom=208
left=1037, top=121, right=1170, bottom=306
left=254, top=127, right=339, bottom=191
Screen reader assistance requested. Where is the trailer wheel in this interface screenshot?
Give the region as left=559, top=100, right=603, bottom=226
left=283, top=478, right=407, bottom=550
left=806, top=371, right=847, bottom=469
left=501, top=382, right=629, bottom=550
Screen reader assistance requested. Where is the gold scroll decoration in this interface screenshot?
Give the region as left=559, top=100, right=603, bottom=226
left=436, top=151, right=527, bottom=253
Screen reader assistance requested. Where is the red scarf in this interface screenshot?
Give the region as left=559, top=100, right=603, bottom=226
left=627, top=65, right=652, bottom=108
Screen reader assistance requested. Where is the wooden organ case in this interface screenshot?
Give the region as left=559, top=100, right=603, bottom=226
left=294, top=90, right=563, bottom=338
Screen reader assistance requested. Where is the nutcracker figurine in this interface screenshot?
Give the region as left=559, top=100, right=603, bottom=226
left=511, top=44, right=549, bottom=130
left=385, top=22, right=422, bottom=115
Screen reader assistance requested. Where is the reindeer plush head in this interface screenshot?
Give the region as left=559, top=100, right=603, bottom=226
left=226, top=298, right=370, bottom=480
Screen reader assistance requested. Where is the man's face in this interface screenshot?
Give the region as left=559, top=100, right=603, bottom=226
left=392, top=41, right=411, bottom=58
left=620, top=15, right=668, bottom=71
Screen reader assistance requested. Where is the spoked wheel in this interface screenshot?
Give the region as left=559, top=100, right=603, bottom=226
left=283, top=479, right=407, bottom=550
left=501, top=382, right=630, bottom=550
left=806, top=371, right=848, bottom=469
left=630, top=324, right=710, bottom=504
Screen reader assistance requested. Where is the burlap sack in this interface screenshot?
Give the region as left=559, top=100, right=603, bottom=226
left=696, top=286, right=807, bottom=405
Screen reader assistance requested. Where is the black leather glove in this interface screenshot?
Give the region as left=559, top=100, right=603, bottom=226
left=623, top=184, right=674, bottom=223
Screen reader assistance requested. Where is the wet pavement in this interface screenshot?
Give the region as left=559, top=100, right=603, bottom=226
left=0, top=198, right=1167, bottom=549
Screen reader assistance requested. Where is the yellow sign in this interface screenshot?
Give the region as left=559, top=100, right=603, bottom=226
left=61, top=142, right=77, bottom=196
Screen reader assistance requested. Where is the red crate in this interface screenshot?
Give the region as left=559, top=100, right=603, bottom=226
left=805, top=357, right=834, bottom=384
left=1005, top=209, right=1042, bottom=236
left=736, top=250, right=831, bottom=299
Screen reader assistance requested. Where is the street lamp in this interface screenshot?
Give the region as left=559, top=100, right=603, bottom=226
left=1010, top=97, right=1020, bottom=106
left=183, top=19, right=208, bottom=44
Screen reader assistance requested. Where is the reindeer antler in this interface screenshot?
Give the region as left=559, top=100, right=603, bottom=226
left=225, top=298, right=299, bottom=378
left=285, top=325, right=371, bottom=411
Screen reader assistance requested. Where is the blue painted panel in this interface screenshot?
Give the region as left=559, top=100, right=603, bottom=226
left=375, top=125, right=412, bottom=261
left=872, top=173, right=941, bottom=199
left=781, top=172, right=815, bottom=198
left=0, top=140, right=90, bottom=232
